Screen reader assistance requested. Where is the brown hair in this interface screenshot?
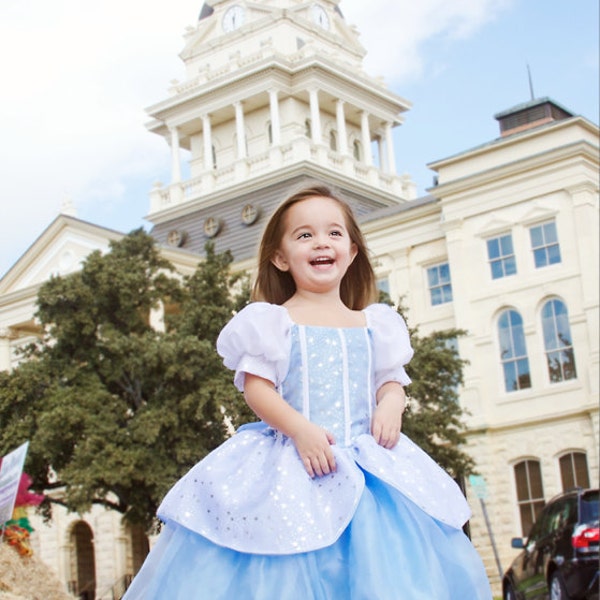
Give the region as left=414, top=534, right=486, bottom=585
left=251, top=183, right=378, bottom=309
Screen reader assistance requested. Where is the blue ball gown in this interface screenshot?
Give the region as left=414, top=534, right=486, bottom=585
left=124, top=303, right=492, bottom=599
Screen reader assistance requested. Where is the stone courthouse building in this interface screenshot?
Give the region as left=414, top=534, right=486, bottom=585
left=0, top=0, right=598, bottom=597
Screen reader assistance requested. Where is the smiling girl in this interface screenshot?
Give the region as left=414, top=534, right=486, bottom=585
left=124, top=183, right=492, bottom=599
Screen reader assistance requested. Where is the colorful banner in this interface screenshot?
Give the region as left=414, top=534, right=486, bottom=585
left=0, top=441, right=29, bottom=527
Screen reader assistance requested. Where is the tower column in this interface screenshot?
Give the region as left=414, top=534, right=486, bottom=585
left=384, top=122, right=396, bottom=175
left=361, top=111, right=372, bottom=166
left=269, top=90, right=281, bottom=146
left=169, top=126, right=182, bottom=183
left=309, top=89, right=322, bottom=144
left=336, top=100, right=348, bottom=155
left=234, top=101, right=247, bottom=159
left=202, top=114, right=213, bottom=170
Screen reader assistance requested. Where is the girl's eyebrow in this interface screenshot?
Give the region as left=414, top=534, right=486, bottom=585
left=290, top=221, right=345, bottom=236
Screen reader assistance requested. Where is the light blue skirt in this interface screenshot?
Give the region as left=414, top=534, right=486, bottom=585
left=124, top=470, right=492, bottom=599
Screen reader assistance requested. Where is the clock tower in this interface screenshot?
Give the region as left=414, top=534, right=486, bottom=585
left=146, top=0, right=416, bottom=263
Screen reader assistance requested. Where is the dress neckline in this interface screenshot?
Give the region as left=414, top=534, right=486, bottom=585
left=280, top=305, right=368, bottom=329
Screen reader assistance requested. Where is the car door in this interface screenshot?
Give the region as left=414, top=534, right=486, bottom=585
left=522, top=499, right=568, bottom=599
left=513, top=509, right=548, bottom=599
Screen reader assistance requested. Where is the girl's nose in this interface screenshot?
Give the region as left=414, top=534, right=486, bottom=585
left=313, top=235, right=330, bottom=248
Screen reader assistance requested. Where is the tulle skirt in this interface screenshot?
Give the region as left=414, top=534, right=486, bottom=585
left=123, top=469, right=492, bottom=600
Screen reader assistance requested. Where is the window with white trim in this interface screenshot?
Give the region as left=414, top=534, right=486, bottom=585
left=487, top=233, right=517, bottom=279
left=530, top=221, right=561, bottom=268
left=498, top=309, right=531, bottom=392
left=427, top=263, right=453, bottom=306
left=541, top=299, right=577, bottom=383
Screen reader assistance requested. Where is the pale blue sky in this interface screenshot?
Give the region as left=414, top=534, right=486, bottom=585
left=0, top=0, right=598, bottom=278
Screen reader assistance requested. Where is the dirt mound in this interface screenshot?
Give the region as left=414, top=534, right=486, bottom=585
left=0, top=544, right=74, bottom=600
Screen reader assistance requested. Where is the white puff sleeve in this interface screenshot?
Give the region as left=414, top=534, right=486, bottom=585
left=216, top=302, right=292, bottom=392
left=364, top=303, right=414, bottom=390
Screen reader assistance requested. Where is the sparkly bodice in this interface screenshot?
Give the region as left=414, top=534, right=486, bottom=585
left=282, top=325, right=373, bottom=446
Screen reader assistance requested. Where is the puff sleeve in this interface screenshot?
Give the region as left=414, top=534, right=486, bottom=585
left=216, top=302, right=292, bottom=392
left=364, top=303, right=414, bottom=390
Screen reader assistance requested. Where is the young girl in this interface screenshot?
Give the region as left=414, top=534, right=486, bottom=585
left=124, top=184, right=492, bottom=599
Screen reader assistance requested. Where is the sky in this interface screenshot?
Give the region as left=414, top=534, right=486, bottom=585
left=0, top=0, right=598, bottom=279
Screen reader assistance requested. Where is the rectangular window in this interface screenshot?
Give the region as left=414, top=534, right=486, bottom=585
left=487, top=234, right=517, bottom=279
left=376, top=277, right=390, bottom=296
left=427, top=263, right=453, bottom=305
left=530, top=221, right=561, bottom=268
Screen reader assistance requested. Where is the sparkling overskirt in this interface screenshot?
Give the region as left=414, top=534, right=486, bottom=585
left=123, top=469, right=492, bottom=600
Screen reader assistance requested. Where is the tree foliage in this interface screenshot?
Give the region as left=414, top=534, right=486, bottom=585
left=397, top=304, right=475, bottom=478
left=0, top=231, right=249, bottom=529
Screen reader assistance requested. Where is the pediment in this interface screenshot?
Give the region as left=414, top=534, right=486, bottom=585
left=519, top=203, right=558, bottom=226
left=0, top=216, right=123, bottom=295
left=476, top=215, right=514, bottom=238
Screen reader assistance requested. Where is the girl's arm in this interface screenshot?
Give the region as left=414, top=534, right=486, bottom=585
left=243, top=373, right=336, bottom=478
left=372, top=381, right=406, bottom=449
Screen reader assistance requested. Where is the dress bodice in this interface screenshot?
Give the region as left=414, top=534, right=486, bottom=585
left=282, top=325, right=373, bottom=446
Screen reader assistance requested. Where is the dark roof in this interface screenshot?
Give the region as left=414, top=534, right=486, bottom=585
left=494, top=97, right=574, bottom=120
left=199, top=3, right=214, bottom=20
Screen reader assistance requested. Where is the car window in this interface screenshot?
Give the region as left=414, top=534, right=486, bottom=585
left=544, top=499, right=568, bottom=534
left=581, top=490, right=599, bottom=523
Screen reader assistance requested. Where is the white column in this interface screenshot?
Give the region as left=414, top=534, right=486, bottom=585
left=336, top=100, right=348, bottom=155
left=234, top=101, right=246, bottom=159
left=202, top=114, right=213, bottom=170
left=384, top=122, right=396, bottom=175
left=309, top=89, right=322, bottom=144
left=269, top=90, right=281, bottom=146
left=169, top=126, right=182, bottom=183
left=361, top=111, right=372, bottom=166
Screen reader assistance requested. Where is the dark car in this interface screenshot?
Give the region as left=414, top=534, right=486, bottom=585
left=502, top=488, right=599, bottom=600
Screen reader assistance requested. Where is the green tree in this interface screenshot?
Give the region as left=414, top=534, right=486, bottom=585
left=0, top=231, right=249, bottom=529
left=397, top=307, right=474, bottom=478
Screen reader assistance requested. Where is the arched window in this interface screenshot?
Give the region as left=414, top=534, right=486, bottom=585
left=514, top=459, right=545, bottom=536
left=353, top=140, right=362, bottom=161
left=498, top=309, right=531, bottom=392
left=69, top=521, right=96, bottom=600
left=541, top=299, right=577, bottom=383
left=559, top=452, right=590, bottom=490
left=329, top=130, right=337, bottom=151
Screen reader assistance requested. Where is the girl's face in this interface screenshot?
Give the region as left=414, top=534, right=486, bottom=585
left=271, top=196, right=358, bottom=296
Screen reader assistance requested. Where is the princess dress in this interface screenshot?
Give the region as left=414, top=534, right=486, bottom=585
left=124, top=303, right=492, bottom=600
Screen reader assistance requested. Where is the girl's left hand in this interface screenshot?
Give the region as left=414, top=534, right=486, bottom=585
left=372, top=382, right=405, bottom=449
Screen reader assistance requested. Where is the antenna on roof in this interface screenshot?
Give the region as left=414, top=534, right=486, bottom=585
left=527, top=64, right=535, bottom=101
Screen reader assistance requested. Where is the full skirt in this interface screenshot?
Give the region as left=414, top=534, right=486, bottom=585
left=123, top=469, right=492, bottom=600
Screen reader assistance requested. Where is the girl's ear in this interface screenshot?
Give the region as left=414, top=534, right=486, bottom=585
left=271, top=250, right=290, bottom=272
left=350, top=242, right=358, bottom=263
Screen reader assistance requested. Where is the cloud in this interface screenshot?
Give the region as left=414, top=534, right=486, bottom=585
left=341, top=0, right=514, bottom=82
left=0, top=0, right=516, bottom=278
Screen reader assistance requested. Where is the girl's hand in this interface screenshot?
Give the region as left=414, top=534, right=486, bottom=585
left=372, top=382, right=406, bottom=449
left=290, top=422, right=336, bottom=478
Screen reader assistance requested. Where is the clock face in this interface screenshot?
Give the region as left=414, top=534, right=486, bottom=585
left=311, top=5, right=329, bottom=30
left=223, top=5, right=245, bottom=32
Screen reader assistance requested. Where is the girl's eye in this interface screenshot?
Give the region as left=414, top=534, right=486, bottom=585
left=297, top=232, right=311, bottom=239
left=330, top=230, right=342, bottom=237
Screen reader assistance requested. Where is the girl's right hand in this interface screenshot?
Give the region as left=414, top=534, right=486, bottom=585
left=290, top=422, right=336, bottom=478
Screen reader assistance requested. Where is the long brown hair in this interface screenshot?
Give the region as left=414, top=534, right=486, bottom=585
left=252, top=183, right=378, bottom=309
